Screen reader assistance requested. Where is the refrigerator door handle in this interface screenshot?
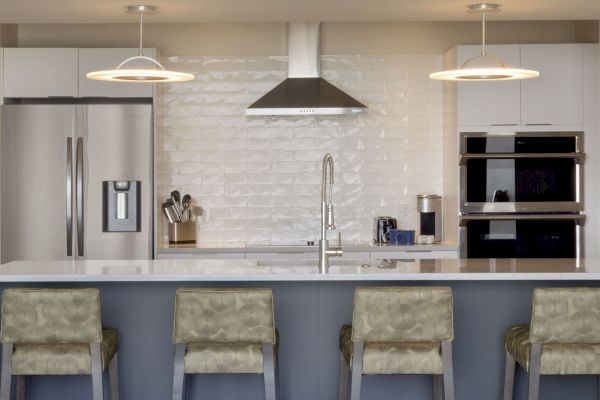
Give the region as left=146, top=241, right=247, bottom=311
left=66, top=137, right=73, bottom=257
left=76, top=137, right=84, bottom=257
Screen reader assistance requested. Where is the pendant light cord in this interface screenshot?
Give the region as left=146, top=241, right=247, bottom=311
left=138, top=11, right=143, bottom=56
left=481, top=11, right=486, bottom=56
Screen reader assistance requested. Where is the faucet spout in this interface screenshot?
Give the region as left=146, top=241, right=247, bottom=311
left=319, top=153, right=342, bottom=273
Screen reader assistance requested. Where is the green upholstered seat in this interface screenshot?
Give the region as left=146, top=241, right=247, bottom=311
left=183, top=329, right=278, bottom=374
left=503, top=288, right=600, bottom=400
left=171, top=288, right=279, bottom=400
left=338, top=287, right=455, bottom=400
left=505, top=325, right=600, bottom=375
left=184, top=342, right=272, bottom=374
left=12, top=328, right=118, bottom=376
left=339, top=324, right=443, bottom=375
left=0, top=288, right=120, bottom=400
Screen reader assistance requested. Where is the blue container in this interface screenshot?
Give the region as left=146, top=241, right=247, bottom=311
left=389, top=229, right=402, bottom=244
left=398, top=229, right=415, bottom=245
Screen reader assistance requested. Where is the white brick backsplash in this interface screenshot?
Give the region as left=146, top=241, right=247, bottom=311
left=157, top=55, right=443, bottom=244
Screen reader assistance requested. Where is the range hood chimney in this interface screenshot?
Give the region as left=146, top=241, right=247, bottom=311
left=246, top=22, right=368, bottom=116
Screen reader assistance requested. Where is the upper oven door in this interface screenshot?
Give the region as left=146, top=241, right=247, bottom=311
left=459, top=132, right=584, bottom=213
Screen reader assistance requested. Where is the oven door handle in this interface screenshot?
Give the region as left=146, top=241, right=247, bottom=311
left=459, top=152, right=585, bottom=165
left=459, top=214, right=586, bottom=226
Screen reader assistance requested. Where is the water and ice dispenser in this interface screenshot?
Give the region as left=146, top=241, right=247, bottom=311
left=102, top=181, right=141, bottom=232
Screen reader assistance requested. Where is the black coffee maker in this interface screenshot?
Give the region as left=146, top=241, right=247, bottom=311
left=373, top=216, right=398, bottom=243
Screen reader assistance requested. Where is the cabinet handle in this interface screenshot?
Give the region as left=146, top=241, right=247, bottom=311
left=525, top=123, right=552, bottom=126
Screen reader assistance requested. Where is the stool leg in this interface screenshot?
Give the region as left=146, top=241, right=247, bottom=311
left=15, top=376, right=26, bottom=400
left=338, top=352, right=349, bottom=400
left=90, top=343, right=103, bottom=400
left=275, top=351, right=281, bottom=400
left=0, top=343, right=12, bottom=400
left=441, top=341, right=454, bottom=400
left=433, top=375, right=443, bottom=400
left=350, top=341, right=364, bottom=400
left=503, top=351, right=516, bottom=400
left=262, top=344, right=276, bottom=400
left=528, top=344, right=542, bottom=400
left=172, top=343, right=186, bottom=400
left=108, top=352, right=120, bottom=400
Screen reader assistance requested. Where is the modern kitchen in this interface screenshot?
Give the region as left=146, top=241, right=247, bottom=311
left=0, top=1, right=598, bottom=400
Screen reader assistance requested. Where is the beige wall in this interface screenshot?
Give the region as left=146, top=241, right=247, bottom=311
left=15, top=20, right=598, bottom=56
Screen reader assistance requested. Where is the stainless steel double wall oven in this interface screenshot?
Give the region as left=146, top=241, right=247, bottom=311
left=459, top=131, right=585, bottom=258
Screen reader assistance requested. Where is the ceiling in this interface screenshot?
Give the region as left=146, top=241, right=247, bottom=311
left=0, top=0, right=599, bottom=23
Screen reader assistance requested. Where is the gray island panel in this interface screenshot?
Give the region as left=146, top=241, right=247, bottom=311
left=0, top=259, right=598, bottom=400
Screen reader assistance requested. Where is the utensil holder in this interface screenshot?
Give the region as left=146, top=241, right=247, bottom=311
left=168, top=221, right=196, bottom=244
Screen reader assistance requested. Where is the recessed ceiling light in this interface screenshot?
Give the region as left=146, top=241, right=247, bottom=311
left=86, top=5, right=194, bottom=83
left=430, top=3, right=539, bottom=82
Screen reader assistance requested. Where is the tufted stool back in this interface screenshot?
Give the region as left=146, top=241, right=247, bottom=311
left=530, top=288, right=600, bottom=344
left=351, top=286, right=454, bottom=343
left=172, top=288, right=276, bottom=344
left=1, top=288, right=102, bottom=344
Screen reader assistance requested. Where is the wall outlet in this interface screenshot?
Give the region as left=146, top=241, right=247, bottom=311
left=399, top=204, right=410, bottom=219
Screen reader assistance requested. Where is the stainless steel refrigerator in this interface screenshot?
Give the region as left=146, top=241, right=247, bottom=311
left=1, top=104, right=153, bottom=262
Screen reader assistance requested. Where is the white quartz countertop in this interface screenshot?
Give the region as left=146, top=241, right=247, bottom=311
left=157, top=242, right=458, bottom=254
left=0, top=258, right=597, bottom=282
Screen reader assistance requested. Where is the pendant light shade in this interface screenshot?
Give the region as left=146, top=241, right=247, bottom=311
left=430, top=4, right=539, bottom=82
left=87, top=5, right=194, bottom=83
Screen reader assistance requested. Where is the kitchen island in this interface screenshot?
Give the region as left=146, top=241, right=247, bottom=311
left=0, top=258, right=598, bottom=400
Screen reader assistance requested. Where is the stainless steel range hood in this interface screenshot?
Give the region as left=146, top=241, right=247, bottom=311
left=246, top=22, right=368, bottom=116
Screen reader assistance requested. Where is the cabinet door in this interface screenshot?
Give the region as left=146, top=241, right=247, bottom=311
left=78, top=48, right=155, bottom=98
left=521, top=44, right=583, bottom=126
left=4, top=48, right=78, bottom=98
left=457, top=45, right=521, bottom=127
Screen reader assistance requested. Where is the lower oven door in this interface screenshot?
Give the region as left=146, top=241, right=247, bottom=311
left=459, top=214, right=585, bottom=258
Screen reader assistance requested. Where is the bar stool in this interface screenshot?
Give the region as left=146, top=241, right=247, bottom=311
left=504, top=288, right=600, bottom=400
left=171, top=288, right=278, bottom=400
left=0, top=288, right=119, bottom=400
left=338, top=286, right=455, bottom=400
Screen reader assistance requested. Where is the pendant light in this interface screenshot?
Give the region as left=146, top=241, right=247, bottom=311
left=86, top=5, right=194, bottom=83
left=430, top=4, right=539, bottom=81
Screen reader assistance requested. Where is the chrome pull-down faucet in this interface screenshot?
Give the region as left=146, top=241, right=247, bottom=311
left=319, top=153, right=343, bottom=273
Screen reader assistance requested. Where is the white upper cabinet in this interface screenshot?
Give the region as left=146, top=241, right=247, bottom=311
left=454, top=43, right=585, bottom=129
left=457, top=45, right=521, bottom=127
left=78, top=48, right=155, bottom=98
left=3, top=48, right=78, bottom=98
left=3, top=48, right=156, bottom=99
left=520, top=44, right=583, bottom=127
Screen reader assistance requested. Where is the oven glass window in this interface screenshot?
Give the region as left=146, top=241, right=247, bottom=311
left=465, top=220, right=576, bottom=258
left=465, top=158, right=577, bottom=203
left=464, top=134, right=578, bottom=203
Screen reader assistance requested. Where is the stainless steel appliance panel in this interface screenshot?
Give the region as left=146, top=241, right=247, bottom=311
left=1, top=105, right=75, bottom=261
left=80, top=104, right=152, bottom=259
left=459, top=131, right=584, bottom=214
left=1, top=104, right=153, bottom=262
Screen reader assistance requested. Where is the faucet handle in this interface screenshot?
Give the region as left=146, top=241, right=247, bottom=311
left=337, top=232, right=342, bottom=248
